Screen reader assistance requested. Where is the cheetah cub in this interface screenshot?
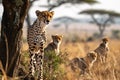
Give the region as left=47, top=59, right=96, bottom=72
left=94, top=38, right=109, bottom=63
left=44, top=34, right=63, bottom=56
left=69, top=52, right=97, bottom=75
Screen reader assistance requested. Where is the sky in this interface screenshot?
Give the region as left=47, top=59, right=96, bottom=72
left=27, top=0, right=120, bottom=19
left=0, top=0, right=120, bottom=19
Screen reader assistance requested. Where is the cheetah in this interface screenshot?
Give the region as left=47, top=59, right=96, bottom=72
left=69, top=52, right=97, bottom=75
left=94, top=38, right=109, bottom=63
left=27, top=10, right=54, bottom=79
left=44, top=34, right=63, bottom=56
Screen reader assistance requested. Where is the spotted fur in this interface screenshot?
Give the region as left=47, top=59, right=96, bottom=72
left=94, top=38, right=109, bottom=63
left=69, top=52, right=97, bottom=75
left=27, top=10, right=54, bottom=79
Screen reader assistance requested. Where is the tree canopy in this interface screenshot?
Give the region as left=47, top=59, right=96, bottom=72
left=43, top=0, right=98, bottom=11
left=79, top=9, right=120, bottom=17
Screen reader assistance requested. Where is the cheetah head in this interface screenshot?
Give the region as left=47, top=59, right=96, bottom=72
left=102, top=38, right=109, bottom=44
left=36, top=10, right=54, bottom=24
left=87, top=52, right=97, bottom=62
left=52, top=34, right=63, bottom=45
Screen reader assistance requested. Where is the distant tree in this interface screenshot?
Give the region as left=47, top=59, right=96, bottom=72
left=53, top=16, right=79, bottom=33
left=26, top=0, right=98, bottom=27
left=79, top=9, right=120, bottom=37
left=45, top=0, right=98, bottom=11
left=0, top=0, right=29, bottom=77
left=112, top=30, right=120, bottom=39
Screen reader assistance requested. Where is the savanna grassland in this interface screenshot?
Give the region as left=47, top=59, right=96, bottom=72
left=21, top=29, right=120, bottom=80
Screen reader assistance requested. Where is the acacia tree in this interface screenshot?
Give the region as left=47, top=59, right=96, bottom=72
left=53, top=16, right=80, bottom=33
left=0, top=0, right=29, bottom=77
left=79, top=9, right=120, bottom=37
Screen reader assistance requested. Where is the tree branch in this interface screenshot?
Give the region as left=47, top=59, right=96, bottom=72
left=91, top=14, right=101, bottom=26
left=48, top=1, right=67, bottom=11
left=103, top=15, right=112, bottom=27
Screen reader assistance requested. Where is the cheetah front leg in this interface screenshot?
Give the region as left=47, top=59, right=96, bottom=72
left=29, top=52, right=37, bottom=76
left=35, top=53, right=44, bottom=80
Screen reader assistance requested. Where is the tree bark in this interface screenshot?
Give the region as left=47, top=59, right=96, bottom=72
left=0, top=0, right=29, bottom=77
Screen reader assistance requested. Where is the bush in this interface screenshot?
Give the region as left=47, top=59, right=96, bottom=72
left=10, top=50, right=69, bottom=80
left=111, top=30, right=120, bottom=39
left=44, top=51, right=67, bottom=80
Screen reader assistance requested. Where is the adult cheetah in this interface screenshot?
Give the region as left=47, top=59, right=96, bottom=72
left=27, top=10, right=54, bottom=79
left=44, top=34, right=63, bottom=56
left=69, top=52, right=97, bottom=75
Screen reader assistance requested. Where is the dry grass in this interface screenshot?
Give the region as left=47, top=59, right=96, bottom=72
left=21, top=38, right=120, bottom=80
left=17, top=26, right=120, bottom=79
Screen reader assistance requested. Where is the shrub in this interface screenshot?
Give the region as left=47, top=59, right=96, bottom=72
left=44, top=51, right=67, bottom=80
left=111, top=30, right=120, bottom=39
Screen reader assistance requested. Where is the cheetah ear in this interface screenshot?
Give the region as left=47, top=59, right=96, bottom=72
left=36, top=10, right=41, bottom=16
left=51, top=11, right=54, bottom=15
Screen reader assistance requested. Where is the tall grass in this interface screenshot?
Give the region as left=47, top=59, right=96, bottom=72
left=61, top=39, right=120, bottom=80
left=1, top=38, right=120, bottom=80
left=20, top=38, right=120, bottom=80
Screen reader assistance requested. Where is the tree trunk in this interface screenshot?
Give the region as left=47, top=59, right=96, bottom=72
left=26, top=13, right=31, bottom=27
left=26, top=1, right=32, bottom=27
left=26, top=0, right=36, bottom=27
left=98, top=25, right=106, bottom=37
left=0, top=0, right=29, bottom=77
